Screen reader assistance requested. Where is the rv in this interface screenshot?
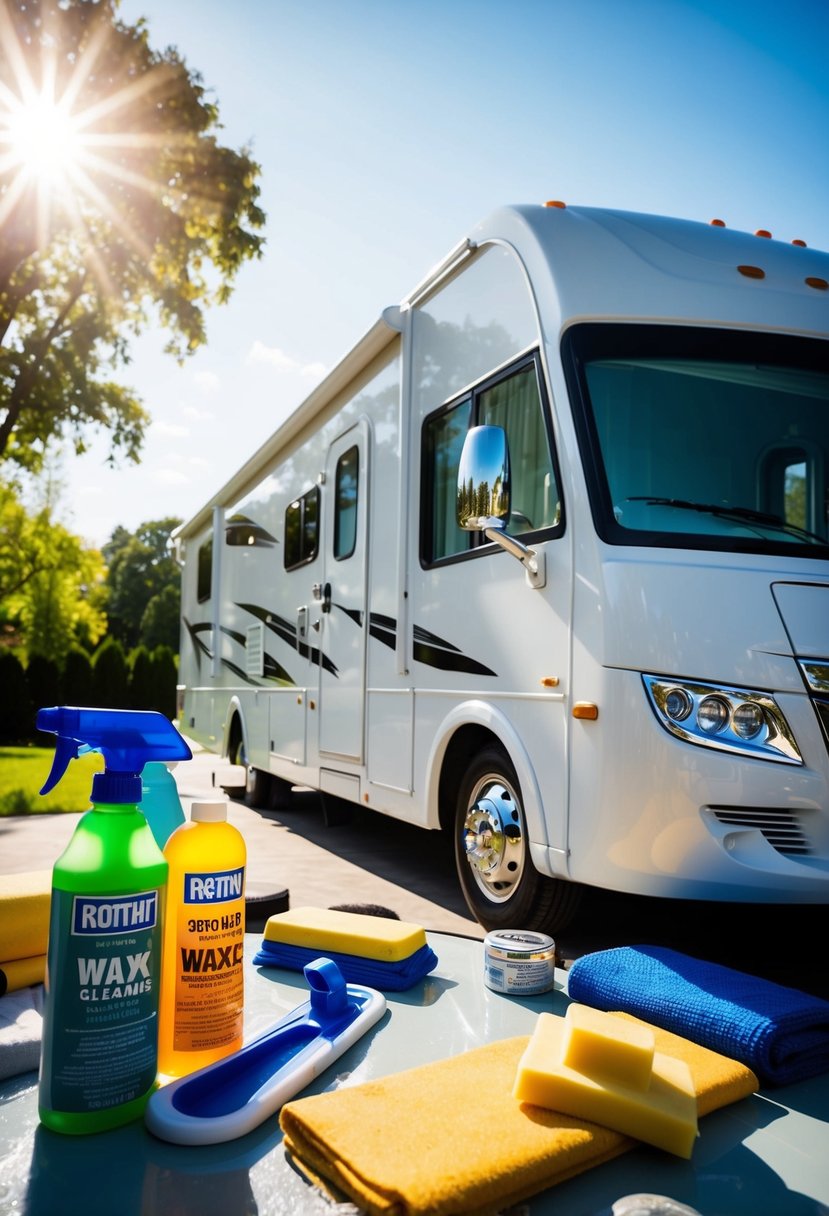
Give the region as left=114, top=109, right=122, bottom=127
left=174, top=203, right=829, bottom=933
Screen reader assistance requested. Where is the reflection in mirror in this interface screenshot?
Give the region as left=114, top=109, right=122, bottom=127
left=457, top=425, right=511, bottom=530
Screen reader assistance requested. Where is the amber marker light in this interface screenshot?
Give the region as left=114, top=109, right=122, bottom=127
left=710, top=218, right=726, bottom=227
left=737, top=265, right=765, bottom=279
left=572, top=702, right=599, bottom=720
left=806, top=277, right=828, bottom=291
left=545, top=199, right=567, bottom=208
left=540, top=677, right=560, bottom=688
left=792, top=239, right=808, bottom=247
left=755, top=229, right=773, bottom=238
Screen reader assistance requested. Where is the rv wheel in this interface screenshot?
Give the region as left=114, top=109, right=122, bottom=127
left=454, top=745, right=581, bottom=934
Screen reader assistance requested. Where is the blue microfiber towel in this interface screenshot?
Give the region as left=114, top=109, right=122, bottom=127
left=253, top=939, right=438, bottom=991
left=567, top=944, right=829, bottom=1087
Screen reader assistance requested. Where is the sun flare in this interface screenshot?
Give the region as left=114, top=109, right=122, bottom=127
left=5, top=91, right=83, bottom=183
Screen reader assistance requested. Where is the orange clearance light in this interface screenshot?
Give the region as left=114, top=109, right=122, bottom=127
left=738, top=264, right=765, bottom=279
left=792, top=239, right=808, bottom=247
left=540, top=676, right=560, bottom=688
left=755, top=229, right=772, bottom=239
left=806, top=277, right=828, bottom=291
left=545, top=199, right=567, bottom=208
left=572, top=701, right=599, bottom=721
left=710, top=218, right=726, bottom=227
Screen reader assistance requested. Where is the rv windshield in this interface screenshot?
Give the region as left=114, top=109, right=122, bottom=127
left=565, top=325, right=829, bottom=557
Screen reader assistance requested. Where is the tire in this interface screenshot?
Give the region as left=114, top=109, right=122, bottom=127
left=454, top=744, right=582, bottom=934
left=230, top=736, right=273, bottom=809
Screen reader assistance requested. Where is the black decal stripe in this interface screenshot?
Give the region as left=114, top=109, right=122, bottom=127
left=221, top=626, right=246, bottom=646
left=263, top=654, right=297, bottom=686
left=222, top=659, right=259, bottom=685
left=412, top=642, right=497, bottom=677
left=413, top=624, right=462, bottom=654
left=236, top=602, right=338, bottom=677
left=183, top=617, right=212, bottom=668
left=335, top=603, right=363, bottom=626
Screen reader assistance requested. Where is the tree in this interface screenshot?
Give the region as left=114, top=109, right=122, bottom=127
left=0, top=0, right=265, bottom=473
left=91, top=634, right=129, bottom=708
left=0, top=480, right=107, bottom=662
left=0, top=649, right=31, bottom=740
left=140, top=582, right=180, bottom=652
left=25, top=652, right=61, bottom=716
left=103, top=516, right=181, bottom=649
left=63, top=644, right=94, bottom=704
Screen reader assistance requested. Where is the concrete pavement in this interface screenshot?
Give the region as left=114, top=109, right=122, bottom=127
left=0, top=743, right=485, bottom=939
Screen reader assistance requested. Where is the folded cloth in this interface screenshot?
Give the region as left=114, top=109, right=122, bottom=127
left=0, top=955, right=46, bottom=996
left=0, top=985, right=44, bottom=1082
left=0, top=871, right=51, bottom=963
left=280, top=1018, right=757, bottom=1216
left=567, top=945, right=829, bottom=1087
left=252, top=939, right=438, bottom=991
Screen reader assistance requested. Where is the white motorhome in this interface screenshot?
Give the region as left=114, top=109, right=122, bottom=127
left=174, top=203, right=829, bottom=933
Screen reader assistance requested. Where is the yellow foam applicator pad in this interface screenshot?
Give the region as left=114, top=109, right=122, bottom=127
left=280, top=1016, right=758, bottom=1216
left=263, top=906, right=427, bottom=962
left=0, top=871, right=51, bottom=964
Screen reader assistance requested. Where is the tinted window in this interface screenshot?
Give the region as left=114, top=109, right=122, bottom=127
left=197, top=537, right=212, bottom=603
left=333, top=446, right=359, bottom=560
left=421, top=357, right=561, bottom=565
left=284, top=487, right=320, bottom=569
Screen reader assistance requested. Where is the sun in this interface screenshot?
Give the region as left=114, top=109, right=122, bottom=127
left=4, top=90, right=83, bottom=185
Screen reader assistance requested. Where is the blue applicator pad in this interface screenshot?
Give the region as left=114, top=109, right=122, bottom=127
left=253, top=938, right=438, bottom=990
left=145, top=958, right=386, bottom=1145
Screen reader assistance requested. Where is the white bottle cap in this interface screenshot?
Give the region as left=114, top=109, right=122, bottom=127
left=190, top=800, right=228, bottom=823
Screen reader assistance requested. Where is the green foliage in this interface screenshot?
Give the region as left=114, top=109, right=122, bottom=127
left=0, top=746, right=102, bottom=814
left=0, top=0, right=265, bottom=474
left=141, top=582, right=181, bottom=652
left=25, top=653, right=61, bottom=721
left=0, top=650, right=32, bottom=741
left=0, top=480, right=107, bottom=662
left=129, top=644, right=154, bottom=710
left=91, top=635, right=130, bottom=708
left=151, top=644, right=178, bottom=720
left=103, top=517, right=182, bottom=649
left=63, top=646, right=94, bottom=705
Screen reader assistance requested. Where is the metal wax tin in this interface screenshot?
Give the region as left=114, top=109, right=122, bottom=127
left=483, top=929, right=556, bottom=995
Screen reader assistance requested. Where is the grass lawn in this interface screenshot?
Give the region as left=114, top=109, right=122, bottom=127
left=0, top=747, right=103, bottom=815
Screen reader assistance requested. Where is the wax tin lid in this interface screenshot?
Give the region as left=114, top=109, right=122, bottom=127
left=484, top=929, right=555, bottom=957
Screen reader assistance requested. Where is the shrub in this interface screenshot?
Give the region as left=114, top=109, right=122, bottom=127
left=63, top=647, right=94, bottom=706
left=26, top=654, right=62, bottom=719
left=91, top=637, right=130, bottom=708
left=0, top=651, right=33, bottom=741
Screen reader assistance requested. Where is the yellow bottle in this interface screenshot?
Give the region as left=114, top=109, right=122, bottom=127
left=158, top=799, right=246, bottom=1079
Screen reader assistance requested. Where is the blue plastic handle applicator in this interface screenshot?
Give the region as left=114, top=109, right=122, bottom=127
left=145, top=958, right=386, bottom=1145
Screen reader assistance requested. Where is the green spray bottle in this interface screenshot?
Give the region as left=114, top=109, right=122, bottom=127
left=36, top=706, right=192, bottom=1135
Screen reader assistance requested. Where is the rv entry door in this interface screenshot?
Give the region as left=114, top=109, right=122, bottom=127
left=318, top=420, right=369, bottom=762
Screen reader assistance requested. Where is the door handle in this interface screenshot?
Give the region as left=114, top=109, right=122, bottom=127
left=321, top=582, right=332, bottom=614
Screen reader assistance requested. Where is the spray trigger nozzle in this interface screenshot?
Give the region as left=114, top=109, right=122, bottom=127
left=40, top=736, right=82, bottom=795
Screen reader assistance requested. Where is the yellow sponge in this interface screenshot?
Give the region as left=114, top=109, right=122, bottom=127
left=514, top=1009, right=698, bottom=1158
left=0, top=871, right=51, bottom=963
left=263, top=906, right=427, bottom=962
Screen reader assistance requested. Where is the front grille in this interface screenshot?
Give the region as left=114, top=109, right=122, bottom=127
left=710, top=807, right=811, bottom=856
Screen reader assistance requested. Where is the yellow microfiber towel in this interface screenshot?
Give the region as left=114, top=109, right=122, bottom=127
left=0, top=871, right=51, bottom=964
left=279, top=1017, right=758, bottom=1216
left=0, top=955, right=46, bottom=995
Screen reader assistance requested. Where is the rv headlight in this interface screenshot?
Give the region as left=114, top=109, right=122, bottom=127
left=697, top=696, right=729, bottom=734
left=642, top=674, right=801, bottom=764
left=664, top=687, right=693, bottom=722
left=732, top=701, right=765, bottom=739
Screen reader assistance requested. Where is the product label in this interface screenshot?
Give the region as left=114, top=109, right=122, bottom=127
left=41, top=888, right=163, bottom=1114
left=173, top=865, right=245, bottom=1052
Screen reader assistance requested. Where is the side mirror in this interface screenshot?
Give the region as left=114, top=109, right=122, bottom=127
left=457, top=425, right=511, bottom=530
left=456, top=424, right=546, bottom=589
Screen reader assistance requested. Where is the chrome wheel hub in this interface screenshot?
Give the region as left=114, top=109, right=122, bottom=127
left=461, top=775, right=524, bottom=902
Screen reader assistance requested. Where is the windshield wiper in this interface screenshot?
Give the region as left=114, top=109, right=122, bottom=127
left=627, top=497, right=828, bottom=545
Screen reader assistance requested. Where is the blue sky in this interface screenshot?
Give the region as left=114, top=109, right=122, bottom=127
left=56, top=0, right=829, bottom=545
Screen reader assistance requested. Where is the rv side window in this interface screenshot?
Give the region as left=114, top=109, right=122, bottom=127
left=421, top=356, right=561, bottom=564
left=284, top=487, right=320, bottom=569
left=333, top=445, right=359, bottom=561
left=197, top=537, right=212, bottom=603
